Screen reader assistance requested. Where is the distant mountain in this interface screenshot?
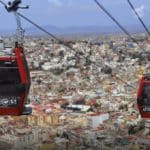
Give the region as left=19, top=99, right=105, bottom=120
left=0, top=29, right=15, bottom=36
left=0, top=25, right=148, bottom=36
left=25, top=25, right=145, bottom=35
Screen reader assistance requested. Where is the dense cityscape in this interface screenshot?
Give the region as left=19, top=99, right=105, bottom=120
left=0, top=34, right=149, bottom=150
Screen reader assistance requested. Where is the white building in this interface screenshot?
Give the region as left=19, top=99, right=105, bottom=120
left=0, top=128, right=39, bottom=150
left=88, top=113, right=109, bottom=128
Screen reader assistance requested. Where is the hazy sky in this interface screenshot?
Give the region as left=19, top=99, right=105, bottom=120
left=0, top=0, right=150, bottom=30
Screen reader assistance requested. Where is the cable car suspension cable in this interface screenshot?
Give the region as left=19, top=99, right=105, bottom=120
left=0, top=0, right=136, bottom=89
left=18, top=12, right=135, bottom=89
left=93, top=0, right=145, bottom=50
left=127, top=0, right=150, bottom=36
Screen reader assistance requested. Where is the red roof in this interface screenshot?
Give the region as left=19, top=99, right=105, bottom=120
left=86, top=99, right=97, bottom=106
left=88, top=112, right=107, bottom=116
left=127, top=136, right=136, bottom=141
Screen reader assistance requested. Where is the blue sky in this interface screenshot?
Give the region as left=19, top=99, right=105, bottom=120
left=0, top=0, right=150, bottom=30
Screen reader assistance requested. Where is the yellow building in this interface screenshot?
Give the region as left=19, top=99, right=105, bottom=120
left=39, top=143, right=56, bottom=150
left=27, top=114, right=60, bottom=127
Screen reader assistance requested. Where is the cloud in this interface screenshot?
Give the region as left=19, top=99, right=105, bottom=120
left=135, top=5, right=145, bottom=18
left=48, top=0, right=62, bottom=6
left=47, top=0, right=73, bottom=7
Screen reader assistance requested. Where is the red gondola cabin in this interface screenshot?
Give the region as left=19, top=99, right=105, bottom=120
left=0, top=43, right=31, bottom=115
left=137, top=74, right=150, bottom=118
